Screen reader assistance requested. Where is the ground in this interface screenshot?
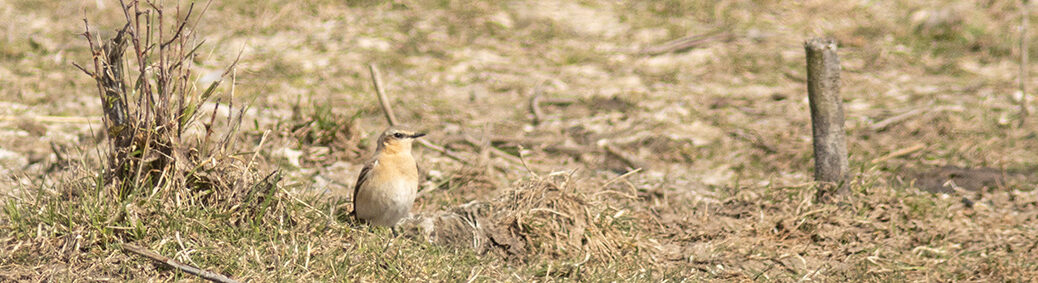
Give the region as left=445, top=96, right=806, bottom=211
left=2, top=0, right=1038, bottom=281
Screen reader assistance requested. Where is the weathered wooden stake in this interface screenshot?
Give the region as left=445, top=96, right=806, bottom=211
left=804, top=38, right=849, bottom=198
left=1020, top=0, right=1030, bottom=127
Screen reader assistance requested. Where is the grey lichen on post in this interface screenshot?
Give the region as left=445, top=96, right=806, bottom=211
left=804, top=38, right=849, bottom=199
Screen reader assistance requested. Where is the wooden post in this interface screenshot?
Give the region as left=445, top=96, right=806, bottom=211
left=804, top=38, right=849, bottom=198
left=1020, top=0, right=1030, bottom=127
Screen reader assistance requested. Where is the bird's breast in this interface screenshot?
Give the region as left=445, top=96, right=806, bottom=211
left=367, top=154, right=419, bottom=199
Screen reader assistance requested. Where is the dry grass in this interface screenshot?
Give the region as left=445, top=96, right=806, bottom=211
left=2, top=0, right=1038, bottom=281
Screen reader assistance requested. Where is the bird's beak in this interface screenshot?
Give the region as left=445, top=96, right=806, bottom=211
left=411, top=133, right=426, bottom=138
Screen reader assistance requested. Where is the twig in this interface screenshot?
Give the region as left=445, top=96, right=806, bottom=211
left=465, top=267, right=482, bottom=283
left=72, top=62, right=95, bottom=77
left=527, top=87, right=575, bottom=125
left=752, top=263, right=776, bottom=281
left=869, top=105, right=964, bottom=131
left=728, top=127, right=777, bottom=154
left=416, top=139, right=473, bottom=167
left=478, top=124, right=492, bottom=169
left=703, top=115, right=777, bottom=153
left=540, top=97, right=576, bottom=105
left=462, top=135, right=523, bottom=165
left=460, top=136, right=594, bottom=159
left=122, top=244, right=240, bottom=283
left=477, top=124, right=502, bottom=186
left=240, top=129, right=270, bottom=183
left=368, top=63, right=399, bottom=126
left=516, top=145, right=538, bottom=178
left=870, top=144, right=925, bottom=164
left=0, top=115, right=101, bottom=123
left=529, top=93, right=545, bottom=125
left=160, top=3, right=194, bottom=49
left=603, top=167, right=642, bottom=187
left=544, top=144, right=591, bottom=157
left=639, top=30, right=732, bottom=56
left=603, top=144, right=648, bottom=170
left=416, top=139, right=511, bottom=181
left=453, top=135, right=592, bottom=159
left=870, top=108, right=925, bottom=131
left=448, top=135, right=551, bottom=148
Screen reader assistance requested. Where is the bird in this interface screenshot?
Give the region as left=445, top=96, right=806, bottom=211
left=351, top=126, right=425, bottom=227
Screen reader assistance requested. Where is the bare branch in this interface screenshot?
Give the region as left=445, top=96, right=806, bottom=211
left=603, top=144, right=648, bottom=171
left=639, top=30, right=733, bottom=56
left=529, top=92, right=545, bottom=125
left=368, top=63, right=399, bottom=126
left=122, top=244, right=240, bottom=283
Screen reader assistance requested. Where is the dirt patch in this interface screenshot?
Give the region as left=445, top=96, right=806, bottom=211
left=906, top=165, right=1033, bottom=193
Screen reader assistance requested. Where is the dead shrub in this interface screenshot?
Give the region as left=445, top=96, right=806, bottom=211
left=68, top=0, right=290, bottom=231
left=76, top=1, right=270, bottom=208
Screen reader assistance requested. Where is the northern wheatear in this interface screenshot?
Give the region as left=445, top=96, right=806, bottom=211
left=351, top=126, right=425, bottom=227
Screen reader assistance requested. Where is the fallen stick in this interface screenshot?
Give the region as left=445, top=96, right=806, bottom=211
left=869, top=108, right=926, bottom=131
left=0, top=115, right=101, bottom=123
left=491, top=136, right=550, bottom=146
left=544, top=144, right=591, bottom=157
left=528, top=91, right=575, bottom=126
left=869, top=105, right=963, bottom=131
left=417, top=139, right=474, bottom=167
left=477, top=124, right=492, bottom=168
left=455, top=135, right=615, bottom=166
left=540, top=97, right=577, bottom=105
left=463, top=136, right=523, bottom=165
left=603, top=167, right=642, bottom=188
left=463, top=136, right=594, bottom=159
left=603, top=144, right=648, bottom=170
left=728, top=127, right=777, bottom=154
left=368, top=63, right=399, bottom=126
left=461, top=135, right=526, bottom=173
left=869, top=144, right=925, bottom=165
left=476, top=123, right=504, bottom=186
left=529, top=94, right=545, bottom=125
left=448, top=135, right=561, bottom=149
left=122, top=244, right=240, bottom=283
left=639, top=30, right=732, bottom=56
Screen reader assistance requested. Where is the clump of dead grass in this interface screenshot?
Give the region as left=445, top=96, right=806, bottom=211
left=400, top=170, right=655, bottom=278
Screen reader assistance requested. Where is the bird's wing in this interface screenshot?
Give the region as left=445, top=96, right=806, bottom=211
left=351, top=159, right=377, bottom=215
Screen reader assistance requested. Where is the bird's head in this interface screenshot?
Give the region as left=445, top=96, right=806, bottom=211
left=377, top=126, right=425, bottom=154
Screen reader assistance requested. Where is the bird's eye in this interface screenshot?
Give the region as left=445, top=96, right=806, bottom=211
left=393, top=133, right=404, bottom=138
